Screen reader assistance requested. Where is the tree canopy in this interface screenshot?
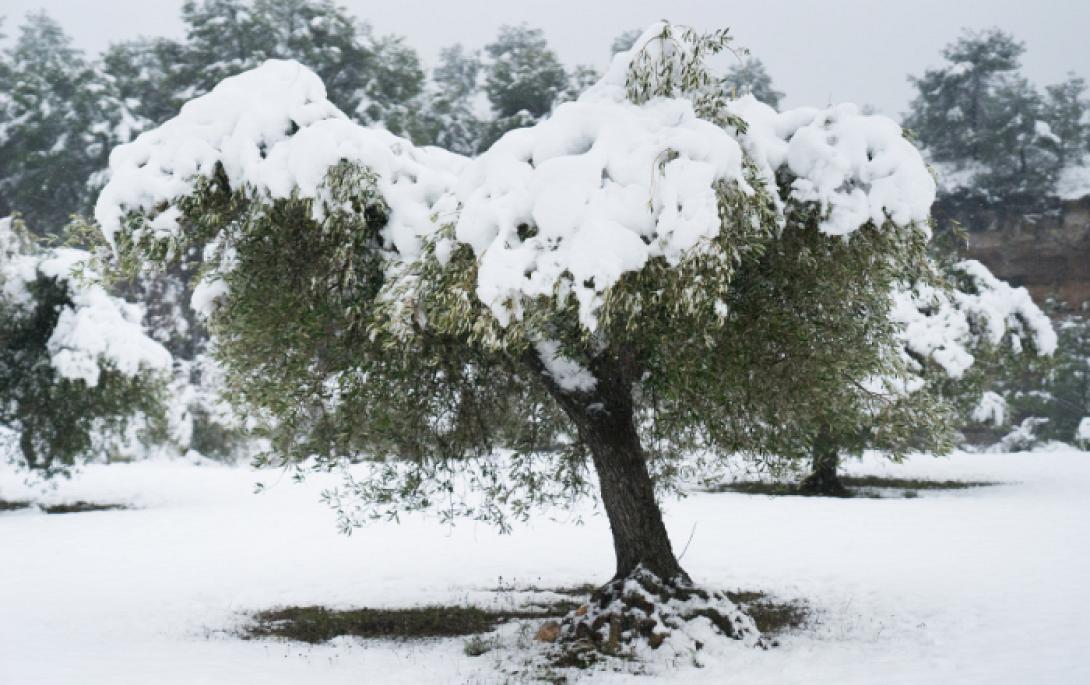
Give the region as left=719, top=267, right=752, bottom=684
left=98, top=22, right=942, bottom=549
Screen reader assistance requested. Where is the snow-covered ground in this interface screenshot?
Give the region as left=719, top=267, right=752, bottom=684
left=1, top=450, right=1088, bottom=684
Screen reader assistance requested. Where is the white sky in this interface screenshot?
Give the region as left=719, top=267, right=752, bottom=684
left=3, top=0, right=1088, bottom=116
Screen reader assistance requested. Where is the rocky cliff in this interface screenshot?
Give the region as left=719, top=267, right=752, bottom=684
left=936, top=197, right=1090, bottom=308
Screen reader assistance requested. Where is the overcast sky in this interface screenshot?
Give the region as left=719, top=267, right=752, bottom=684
left=3, top=0, right=1088, bottom=116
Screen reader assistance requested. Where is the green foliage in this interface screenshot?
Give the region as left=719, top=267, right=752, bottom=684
left=622, top=23, right=749, bottom=131
left=689, top=211, right=953, bottom=466
left=1004, top=309, right=1090, bottom=445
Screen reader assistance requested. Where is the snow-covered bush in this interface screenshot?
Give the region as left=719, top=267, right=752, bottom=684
left=0, top=216, right=171, bottom=475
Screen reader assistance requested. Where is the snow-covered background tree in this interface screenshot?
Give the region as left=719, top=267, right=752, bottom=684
left=794, top=257, right=1056, bottom=495
left=723, top=57, right=783, bottom=109
left=0, top=216, right=171, bottom=476
left=905, top=28, right=1090, bottom=206
left=93, top=21, right=954, bottom=650
left=0, top=13, right=140, bottom=232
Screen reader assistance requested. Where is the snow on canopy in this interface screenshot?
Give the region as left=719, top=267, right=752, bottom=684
left=0, top=218, right=172, bottom=387
left=94, top=59, right=464, bottom=260
left=453, top=96, right=746, bottom=328
left=728, top=96, right=936, bottom=237
left=891, top=259, right=1056, bottom=381
left=95, top=29, right=937, bottom=331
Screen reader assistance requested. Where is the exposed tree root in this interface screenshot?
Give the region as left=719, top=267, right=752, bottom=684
left=554, top=566, right=764, bottom=665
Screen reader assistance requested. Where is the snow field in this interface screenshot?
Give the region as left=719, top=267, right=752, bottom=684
left=1, top=450, right=1088, bottom=683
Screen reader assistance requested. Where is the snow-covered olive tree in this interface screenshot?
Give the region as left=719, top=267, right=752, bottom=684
left=0, top=217, right=171, bottom=476
left=95, top=23, right=942, bottom=647
left=795, top=258, right=1056, bottom=495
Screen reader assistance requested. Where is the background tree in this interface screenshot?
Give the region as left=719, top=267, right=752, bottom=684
left=477, top=24, right=569, bottom=150
left=1041, top=75, right=1090, bottom=171
left=610, top=29, right=641, bottom=56
left=0, top=13, right=138, bottom=232
left=905, top=28, right=1025, bottom=167
left=724, top=57, right=783, bottom=108
left=0, top=217, right=171, bottom=476
left=100, top=37, right=187, bottom=130
left=905, top=28, right=1089, bottom=205
left=97, top=23, right=942, bottom=651
left=794, top=258, right=1055, bottom=495
left=408, top=45, right=484, bottom=155
left=1002, top=308, right=1090, bottom=446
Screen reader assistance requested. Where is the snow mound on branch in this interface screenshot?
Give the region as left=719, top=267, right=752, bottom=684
left=46, top=278, right=172, bottom=387
left=535, top=340, right=596, bottom=392
left=891, top=280, right=974, bottom=378
left=1076, top=417, right=1090, bottom=446
left=454, top=96, right=747, bottom=328
left=0, top=219, right=171, bottom=387
left=95, top=59, right=465, bottom=260
left=953, top=259, right=1057, bottom=356
left=972, top=391, right=1008, bottom=427
left=729, top=96, right=936, bottom=237
left=890, top=259, right=1055, bottom=381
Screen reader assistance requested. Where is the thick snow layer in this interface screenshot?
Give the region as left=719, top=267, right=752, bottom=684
left=0, top=220, right=171, bottom=387
left=96, top=53, right=937, bottom=332
left=891, top=280, right=974, bottom=378
left=455, top=95, right=746, bottom=328
left=728, top=96, right=936, bottom=237
left=954, top=259, right=1057, bottom=355
left=94, top=59, right=464, bottom=261
left=46, top=281, right=172, bottom=387
left=1, top=450, right=1088, bottom=684
left=890, top=259, right=1055, bottom=381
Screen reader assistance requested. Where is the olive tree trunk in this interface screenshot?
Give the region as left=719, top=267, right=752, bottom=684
left=525, top=351, right=686, bottom=582
left=798, top=426, right=847, bottom=496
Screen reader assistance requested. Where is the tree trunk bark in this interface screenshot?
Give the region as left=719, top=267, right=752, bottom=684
left=526, top=351, right=686, bottom=582
left=798, top=426, right=847, bottom=497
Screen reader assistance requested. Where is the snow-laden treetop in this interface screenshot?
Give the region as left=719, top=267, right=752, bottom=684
left=95, top=23, right=936, bottom=331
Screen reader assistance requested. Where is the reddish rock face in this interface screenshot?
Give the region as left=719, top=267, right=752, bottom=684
left=944, top=197, right=1090, bottom=308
